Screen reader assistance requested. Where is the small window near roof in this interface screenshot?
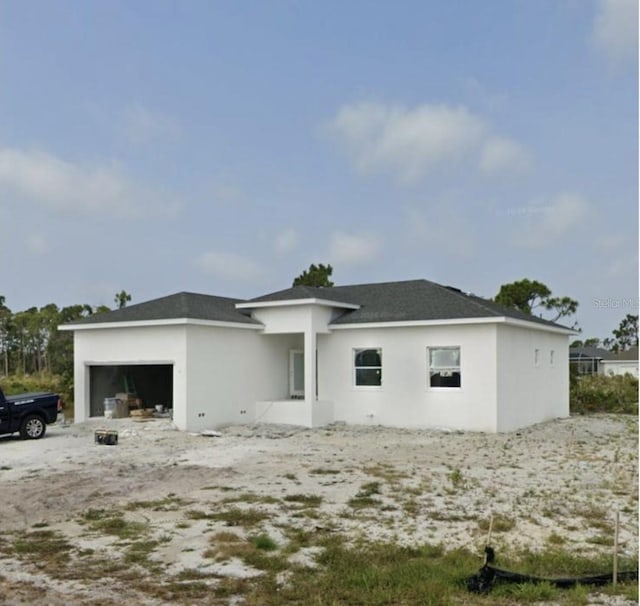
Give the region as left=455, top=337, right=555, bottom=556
left=550, top=350, right=555, bottom=366
left=354, top=348, right=382, bottom=386
left=428, top=347, right=461, bottom=388
left=534, top=348, right=540, bottom=366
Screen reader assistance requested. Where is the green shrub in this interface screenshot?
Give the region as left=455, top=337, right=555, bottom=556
left=570, top=373, right=638, bottom=414
left=0, top=372, right=72, bottom=414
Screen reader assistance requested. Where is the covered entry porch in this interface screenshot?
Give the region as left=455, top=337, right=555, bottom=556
left=255, top=330, right=333, bottom=427
left=236, top=296, right=355, bottom=428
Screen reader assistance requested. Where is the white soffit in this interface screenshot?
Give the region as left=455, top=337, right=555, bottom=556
left=236, top=297, right=360, bottom=310
left=330, top=316, right=574, bottom=335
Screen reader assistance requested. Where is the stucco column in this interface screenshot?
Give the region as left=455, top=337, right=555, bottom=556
left=304, top=328, right=317, bottom=408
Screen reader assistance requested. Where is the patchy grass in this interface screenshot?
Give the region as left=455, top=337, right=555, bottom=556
left=125, top=494, right=190, bottom=511
left=123, top=539, right=164, bottom=572
left=572, top=503, right=614, bottom=532
left=2, top=521, right=636, bottom=605
left=363, top=463, right=410, bottom=482
left=208, top=506, right=270, bottom=527
left=478, top=514, right=516, bottom=533
left=448, top=467, right=466, bottom=488
left=309, top=467, right=341, bottom=475
left=283, top=493, right=323, bottom=507
left=10, top=530, right=72, bottom=572
left=348, top=481, right=383, bottom=510
left=79, top=509, right=149, bottom=539
left=222, top=492, right=281, bottom=506
left=249, top=533, right=278, bottom=551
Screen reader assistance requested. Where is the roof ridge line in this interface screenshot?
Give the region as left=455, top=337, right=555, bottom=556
left=429, top=281, right=502, bottom=318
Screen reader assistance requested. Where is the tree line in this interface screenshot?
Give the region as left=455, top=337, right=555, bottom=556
left=1, top=270, right=636, bottom=382
left=0, top=290, right=132, bottom=379
left=295, top=269, right=637, bottom=353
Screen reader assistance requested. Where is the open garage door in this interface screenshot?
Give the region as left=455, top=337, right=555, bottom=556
left=89, top=364, right=173, bottom=417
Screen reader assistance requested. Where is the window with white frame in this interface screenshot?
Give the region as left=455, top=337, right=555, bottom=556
left=354, top=348, right=382, bottom=386
left=428, top=346, right=461, bottom=388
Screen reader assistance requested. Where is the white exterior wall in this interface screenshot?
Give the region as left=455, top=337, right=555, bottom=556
left=184, top=325, right=298, bottom=432
left=72, top=325, right=187, bottom=426
left=73, top=322, right=300, bottom=432
left=251, top=305, right=333, bottom=335
left=71, top=312, right=571, bottom=434
left=495, top=324, right=569, bottom=432
left=250, top=304, right=336, bottom=427
left=600, top=360, right=639, bottom=377
left=318, top=323, right=499, bottom=432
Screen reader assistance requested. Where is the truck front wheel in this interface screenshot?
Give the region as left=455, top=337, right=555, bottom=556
left=20, top=415, right=46, bottom=440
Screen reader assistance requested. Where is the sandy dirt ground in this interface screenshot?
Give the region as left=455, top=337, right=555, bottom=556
left=0, top=414, right=637, bottom=604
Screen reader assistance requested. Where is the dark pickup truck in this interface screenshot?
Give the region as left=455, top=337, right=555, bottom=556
left=0, top=388, right=62, bottom=439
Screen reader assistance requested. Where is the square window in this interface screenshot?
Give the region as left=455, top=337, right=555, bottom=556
left=354, top=348, right=382, bottom=386
left=428, top=347, right=461, bottom=388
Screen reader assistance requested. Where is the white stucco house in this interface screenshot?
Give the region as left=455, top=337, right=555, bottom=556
left=570, top=346, right=639, bottom=378
left=60, top=279, right=573, bottom=433
left=600, top=347, right=639, bottom=378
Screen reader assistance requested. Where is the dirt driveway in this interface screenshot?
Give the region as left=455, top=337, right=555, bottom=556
left=0, top=414, right=637, bottom=604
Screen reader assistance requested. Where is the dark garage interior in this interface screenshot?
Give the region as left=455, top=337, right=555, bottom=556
left=89, top=364, right=173, bottom=417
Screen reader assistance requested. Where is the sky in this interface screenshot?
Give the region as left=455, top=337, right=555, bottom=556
left=1, top=0, right=637, bottom=340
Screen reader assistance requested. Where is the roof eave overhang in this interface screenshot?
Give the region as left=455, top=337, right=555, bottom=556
left=329, top=316, right=576, bottom=334
left=236, top=297, right=360, bottom=311
left=59, top=318, right=264, bottom=331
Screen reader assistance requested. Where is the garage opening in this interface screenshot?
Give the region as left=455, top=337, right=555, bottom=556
left=89, top=364, right=173, bottom=417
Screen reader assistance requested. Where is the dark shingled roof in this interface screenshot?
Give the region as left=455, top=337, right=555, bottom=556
left=66, top=280, right=572, bottom=331
left=570, top=346, right=639, bottom=361
left=245, top=279, right=571, bottom=329
left=569, top=346, right=611, bottom=360
left=67, top=292, right=260, bottom=326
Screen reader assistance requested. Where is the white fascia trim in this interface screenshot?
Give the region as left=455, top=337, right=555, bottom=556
left=330, top=316, right=575, bottom=334
left=59, top=318, right=264, bottom=331
left=236, top=298, right=360, bottom=310
left=330, top=317, right=499, bottom=330
left=501, top=317, right=576, bottom=335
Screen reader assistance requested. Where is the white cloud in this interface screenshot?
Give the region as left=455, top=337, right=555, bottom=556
left=329, top=102, right=487, bottom=183
left=512, top=192, right=590, bottom=248
left=0, top=147, right=180, bottom=218
left=122, top=104, right=181, bottom=145
left=592, top=0, right=639, bottom=63
left=329, top=231, right=382, bottom=266
left=26, top=234, right=49, bottom=255
left=480, top=136, right=533, bottom=176
left=196, top=251, right=261, bottom=281
left=274, top=228, right=298, bottom=255
left=329, top=101, right=534, bottom=183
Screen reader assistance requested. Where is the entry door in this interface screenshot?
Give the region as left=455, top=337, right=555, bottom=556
left=289, top=350, right=304, bottom=398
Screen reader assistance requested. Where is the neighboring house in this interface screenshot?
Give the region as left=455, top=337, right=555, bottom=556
left=600, top=347, right=639, bottom=378
left=569, top=346, right=611, bottom=375
left=60, top=279, right=574, bottom=433
left=569, top=346, right=639, bottom=378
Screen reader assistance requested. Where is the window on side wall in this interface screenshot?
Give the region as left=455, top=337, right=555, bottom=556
left=549, top=350, right=555, bottom=366
left=428, top=346, right=461, bottom=388
left=534, top=348, right=540, bottom=367
left=354, top=348, right=382, bottom=386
